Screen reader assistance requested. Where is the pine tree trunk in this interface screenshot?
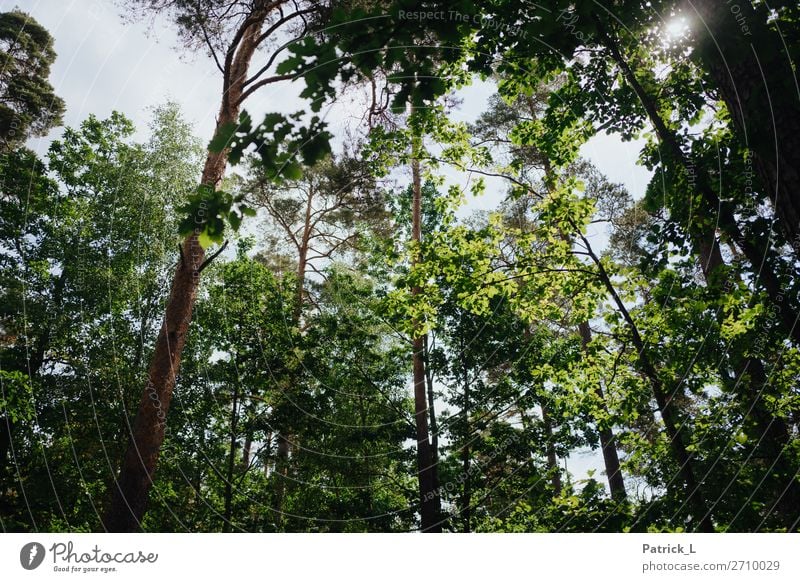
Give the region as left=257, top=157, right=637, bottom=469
left=223, top=385, right=239, bottom=533
left=103, top=14, right=265, bottom=533
left=411, top=149, right=441, bottom=532
left=578, top=322, right=627, bottom=502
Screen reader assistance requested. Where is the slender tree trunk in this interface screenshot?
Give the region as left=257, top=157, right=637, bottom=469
left=578, top=322, right=627, bottom=502
left=223, top=385, right=239, bottom=533
left=578, top=229, right=714, bottom=532
left=410, top=143, right=441, bottom=532
left=103, top=14, right=265, bottom=532
left=689, top=0, right=800, bottom=249
left=422, top=333, right=442, bottom=520
left=458, top=328, right=471, bottom=533
left=540, top=402, right=562, bottom=495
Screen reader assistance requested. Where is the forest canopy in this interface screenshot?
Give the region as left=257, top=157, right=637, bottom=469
left=1, top=0, right=799, bottom=533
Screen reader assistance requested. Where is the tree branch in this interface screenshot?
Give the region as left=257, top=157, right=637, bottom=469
left=237, top=73, right=295, bottom=106
left=198, top=240, right=230, bottom=273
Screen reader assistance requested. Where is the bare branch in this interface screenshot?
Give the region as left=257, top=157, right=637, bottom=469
left=245, top=7, right=317, bottom=83
left=194, top=6, right=225, bottom=74
left=237, top=73, right=295, bottom=105
left=198, top=240, right=230, bottom=273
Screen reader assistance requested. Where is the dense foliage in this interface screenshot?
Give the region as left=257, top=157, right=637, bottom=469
left=1, top=2, right=799, bottom=532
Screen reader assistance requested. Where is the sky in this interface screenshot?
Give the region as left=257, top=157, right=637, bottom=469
left=11, top=0, right=656, bottom=487
left=15, top=0, right=652, bottom=195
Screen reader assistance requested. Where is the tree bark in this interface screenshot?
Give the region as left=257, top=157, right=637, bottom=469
left=578, top=322, right=627, bottom=502
left=689, top=0, right=800, bottom=250
left=411, top=145, right=441, bottom=532
left=223, top=384, right=239, bottom=533
left=103, top=13, right=265, bottom=533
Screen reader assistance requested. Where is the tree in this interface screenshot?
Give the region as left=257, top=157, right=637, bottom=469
left=688, top=0, right=800, bottom=248
left=244, top=153, right=384, bottom=319
left=0, top=105, right=203, bottom=531
left=0, top=10, right=65, bottom=147
left=105, top=0, right=332, bottom=532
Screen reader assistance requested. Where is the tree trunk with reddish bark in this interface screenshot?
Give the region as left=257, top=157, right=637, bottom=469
left=411, top=151, right=441, bottom=532
left=578, top=322, right=627, bottom=502
left=103, top=15, right=265, bottom=533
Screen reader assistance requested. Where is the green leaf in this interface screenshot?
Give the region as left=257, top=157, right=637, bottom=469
left=228, top=212, right=242, bottom=232
left=197, top=230, right=213, bottom=249
left=208, top=121, right=238, bottom=153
